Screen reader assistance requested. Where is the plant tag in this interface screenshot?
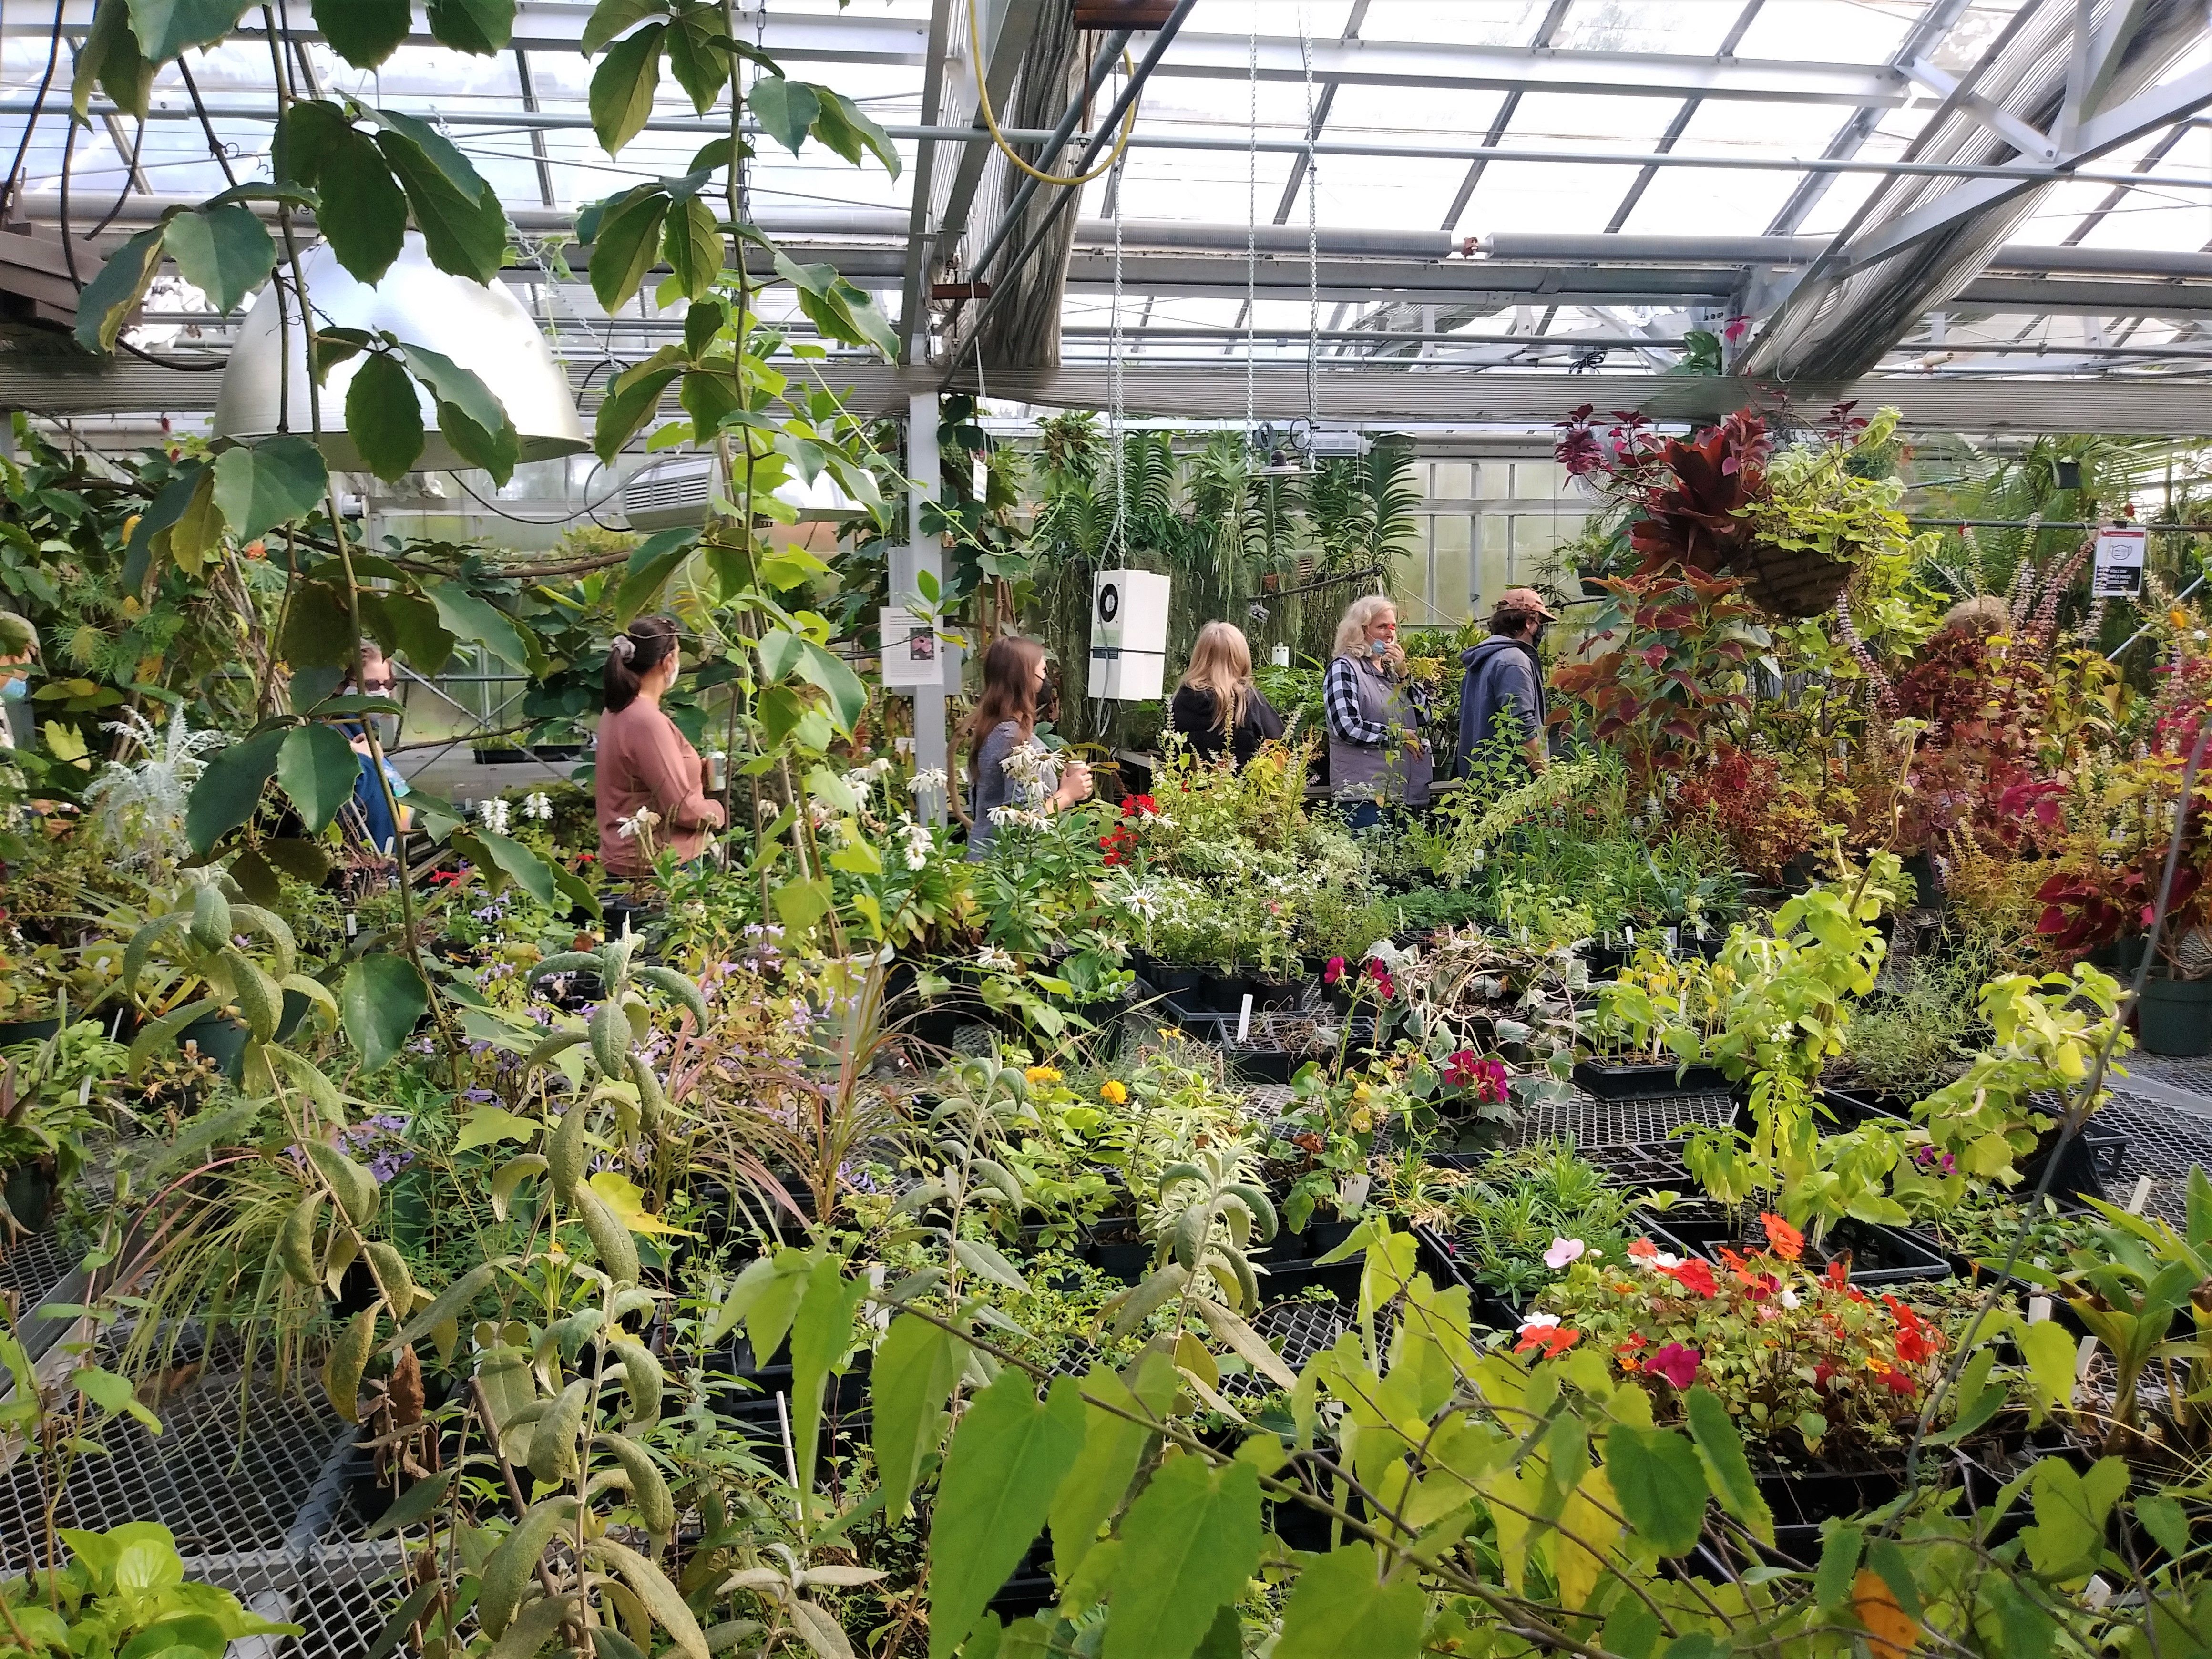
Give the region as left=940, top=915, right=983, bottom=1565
left=78, top=1075, right=92, bottom=1105
left=1566, top=959, right=1588, bottom=991
left=1338, top=1175, right=1371, bottom=1212
left=2028, top=1296, right=2052, bottom=1325
left=1237, top=993, right=1253, bottom=1045
left=1663, top=926, right=1679, bottom=956
left=2128, top=1174, right=2152, bottom=1215
left=2075, top=1333, right=2099, bottom=1382
left=867, top=1264, right=889, bottom=1331
left=345, top=912, right=358, bottom=939
left=1624, top=926, right=1635, bottom=945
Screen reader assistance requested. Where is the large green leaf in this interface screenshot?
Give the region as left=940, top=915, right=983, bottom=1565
left=425, top=0, right=513, bottom=53
left=280, top=579, right=356, bottom=671
left=870, top=1314, right=963, bottom=1523
left=660, top=195, right=720, bottom=302
left=593, top=363, right=681, bottom=464
left=395, top=344, right=520, bottom=484
left=757, top=629, right=866, bottom=735
left=811, top=89, right=901, bottom=180
left=750, top=76, right=819, bottom=155
left=304, top=116, right=408, bottom=284
left=313, top=0, right=410, bottom=66
left=590, top=22, right=666, bottom=155
left=426, top=580, right=527, bottom=667
left=73, top=225, right=165, bottom=354
left=1101, top=1454, right=1262, bottom=1659
left=927, top=1372, right=1084, bottom=1659
left=789, top=1256, right=869, bottom=1501
left=162, top=204, right=274, bottom=316
left=124, top=0, right=245, bottom=61
left=614, top=529, right=698, bottom=625
left=1274, top=1542, right=1426, bottom=1659
left=73, top=0, right=153, bottom=120
left=773, top=250, right=897, bottom=359
left=212, top=436, right=329, bottom=541
left=665, top=8, right=726, bottom=113
left=587, top=187, right=673, bottom=313
left=346, top=351, right=428, bottom=481
left=277, top=723, right=361, bottom=835
left=1684, top=1386, right=1773, bottom=1546
left=1603, top=1424, right=1708, bottom=1557
left=341, top=954, right=431, bottom=1071
left=1050, top=1353, right=1173, bottom=1582
left=186, top=727, right=286, bottom=854
left=376, top=127, right=507, bottom=284
left=358, top=590, right=457, bottom=676
left=584, top=0, right=668, bottom=53
left=464, top=829, right=560, bottom=908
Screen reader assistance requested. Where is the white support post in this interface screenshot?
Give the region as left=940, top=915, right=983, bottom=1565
left=899, top=391, right=951, bottom=823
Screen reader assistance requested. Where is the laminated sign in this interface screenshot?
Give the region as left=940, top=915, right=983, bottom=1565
left=2093, top=524, right=2147, bottom=597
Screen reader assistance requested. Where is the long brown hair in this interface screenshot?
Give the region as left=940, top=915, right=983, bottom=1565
left=963, top=635, right=1045, bottom=787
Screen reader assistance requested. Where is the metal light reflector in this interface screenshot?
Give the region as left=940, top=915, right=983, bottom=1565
left=213, top=233, right=587, bottom=472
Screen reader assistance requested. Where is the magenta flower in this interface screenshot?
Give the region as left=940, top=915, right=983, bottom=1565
left=1444, top=1048, right=1479, bottom=1086
left=1646, top=1342, right=1701, bottom=1389
left=1324, top=955, right=1347, bottom=985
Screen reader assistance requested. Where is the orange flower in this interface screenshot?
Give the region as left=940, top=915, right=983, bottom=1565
left=1657, top=1258, right=1719, bottom=1299
left=1760, top=1212, right=1804, bottom=1261
left=1515, top=1324, right=1582, bottom=1360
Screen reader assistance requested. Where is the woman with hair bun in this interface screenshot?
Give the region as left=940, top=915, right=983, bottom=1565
left=594, top=614, right=725, bottom=878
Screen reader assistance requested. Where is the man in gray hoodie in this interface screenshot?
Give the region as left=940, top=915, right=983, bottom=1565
left=1454, top=587, right=1556, bottom=780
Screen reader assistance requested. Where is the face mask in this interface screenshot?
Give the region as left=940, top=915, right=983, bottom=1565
left=0, top=676, right=23, bottom=701
left=1370, top=639, right=1390, bottom=657
left=1531, top=624, right=1548, bottom=648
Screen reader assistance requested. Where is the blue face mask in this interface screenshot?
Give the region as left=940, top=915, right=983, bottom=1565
left=1370, top=639, right=1390, bottom=657
left=0, top=676, right=25, bottom=701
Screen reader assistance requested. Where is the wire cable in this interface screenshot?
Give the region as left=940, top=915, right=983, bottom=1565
left=964, top=0, right=1137, bottom=188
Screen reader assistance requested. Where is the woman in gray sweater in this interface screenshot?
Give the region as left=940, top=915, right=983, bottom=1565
left=962, top=635, right=1093, bottom=860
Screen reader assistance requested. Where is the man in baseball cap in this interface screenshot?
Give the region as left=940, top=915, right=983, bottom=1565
left=1454, top=587, right=1557, bottom=781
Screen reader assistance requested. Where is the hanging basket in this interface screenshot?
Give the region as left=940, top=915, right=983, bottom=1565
left=1728, top=540, right=1856, bottom=619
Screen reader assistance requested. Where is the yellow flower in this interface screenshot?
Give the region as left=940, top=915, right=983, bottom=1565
left=1350, top=1108, right=1373, bottom=1133
left=1352, top=1083, right=1372, bottom=1105
left=2173, top=608, right=2193, bottom=630
left=1099, top=1079, right=1128, bottom=1105
left=1024, top=1065, right=1062, bottom=1085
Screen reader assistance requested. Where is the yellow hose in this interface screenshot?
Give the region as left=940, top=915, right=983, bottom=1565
left=966, top=0, right=1141, bottom=188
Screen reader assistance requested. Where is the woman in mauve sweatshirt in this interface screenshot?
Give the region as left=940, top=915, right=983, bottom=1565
left=594, top=614, right=725, bottom=877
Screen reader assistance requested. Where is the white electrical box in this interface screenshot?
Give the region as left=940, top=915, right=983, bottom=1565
left=1090, top=569, right=1170, bottom=701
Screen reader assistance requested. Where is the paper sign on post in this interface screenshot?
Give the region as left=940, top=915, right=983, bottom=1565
left=880, top=607, right=945, bottom=688
left=2093, top=524, right=2148, bottom=597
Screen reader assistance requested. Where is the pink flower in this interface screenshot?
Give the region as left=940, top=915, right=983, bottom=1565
left=1444, top=1048, right=1479, bottom=1086
left=1543, top=1237, right=1587, bottom=1270
left=1324, top=955, right=1347, bottom=985
left=1646, top=1342, right=1700, bottom=1389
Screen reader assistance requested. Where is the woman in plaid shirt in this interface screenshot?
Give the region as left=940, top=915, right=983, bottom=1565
left=1323, top=595, right=1431, bottom=830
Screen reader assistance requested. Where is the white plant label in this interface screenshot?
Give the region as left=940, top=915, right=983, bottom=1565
left=2093, top=524, right=2147, bottom=597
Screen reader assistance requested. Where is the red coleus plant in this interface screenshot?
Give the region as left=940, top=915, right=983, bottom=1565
left=1625, top=411, right=1773, bottom=576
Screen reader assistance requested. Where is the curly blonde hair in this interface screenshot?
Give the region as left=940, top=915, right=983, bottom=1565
left=1331, top=594, right=1397, bottom=662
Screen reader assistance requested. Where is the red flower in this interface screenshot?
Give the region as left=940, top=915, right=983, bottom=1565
left=1760, top=1212, right=1804, bottom=1262
left=1813, top=1360, right=1836, bottom=1389
left=1881, top=1370, right=1919, bottom=1398
left=1646, top=1342, right=1701, bottom=1389
left=1658, top=1258, right=1719, bottom=1299
left=1883, top=1296, right=1941, bottom=1366
left=1121, top=794, right=1158, bottom=819
left=1323, top=955, right=1347, bottom=985
left=1444, top=1048, right=1479, bottom=1086
left=1362, top=959, right=1395, bottom=1001
left=1627, top=1238, right=1660, bottom=1262
left=1515, top=1324, right=1582, bottom=1360
left=1099, top=826, right=1137, bottom=867
left=1824, top=1259, right=1850, bottom=1292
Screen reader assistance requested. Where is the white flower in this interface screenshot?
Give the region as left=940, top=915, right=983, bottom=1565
left=1780, top=1288, right=1801, bottom=1309
left=1543, top=1237, right=1587, bottom=1270
left=615, top=806, right=661, bottom=841
left=1516, top=1311, right=1561, bottom=1335
left=989, top=806, right=1049, bottom=832
left=478, top=797, right=512, bottom=835
left=523, top=791, right=553, bottom=821
left=976, top=944, right=1017, bottom=972
left=908, top=767, right=949, bottom=797
left=1631, top=1249, right=1682, bottom=1271
left=899, top=817, right=932, bottom=871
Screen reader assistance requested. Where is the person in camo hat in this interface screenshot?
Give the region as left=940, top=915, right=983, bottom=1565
left=1454, top=587, right=1557, bottom=783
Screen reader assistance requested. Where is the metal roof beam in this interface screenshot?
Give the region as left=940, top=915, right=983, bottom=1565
left=927, top=0, right=1048, bottom=280
left=1150, top=30, right=1904, bottom=103
left=896, top=0, right=957, bottom=364
left=1271, top=0, right=1370, bottom=226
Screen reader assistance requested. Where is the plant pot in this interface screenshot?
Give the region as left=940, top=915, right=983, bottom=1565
left=1, top=1157, right=57, bottom=1236
left=178, top=1012, right=253, bottom=1081
left=1199, top=972, right=1254, bottom=1014
left=1083, top=1217, right=1150, bottom=1284
left=0, top=1015, right=61, bottom=1049
left=2137, top=973, right=2212, bottom=1056
left=1573, top=1058, right=1731, bottom=1098
left=1249, top=975, right=1302, bottom=1012
left=2018, top=1124, right=2110, bottom=1204
left=1146, top=963, right=1206, bottom=997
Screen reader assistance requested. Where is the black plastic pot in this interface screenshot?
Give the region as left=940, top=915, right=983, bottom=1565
left=1, top=1157, right=57, bottom=1235
left=2019, top=1124, right=2110, bottom=1205
left=1573, top=1058, right=1731, bottom=1098
left=0, top=1015, right=61, bottom=1049
left=1083, top=1217, right=1150, bottom=1284
left=2138, top=973, right=2212, bottom=1056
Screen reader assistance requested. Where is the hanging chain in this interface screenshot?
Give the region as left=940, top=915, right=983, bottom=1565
left=1302, top=3, right=1318, bottom=438
left=1245, top=0, right=1258, bottom=449
left=1109, top=147, right=1128, bottom=563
